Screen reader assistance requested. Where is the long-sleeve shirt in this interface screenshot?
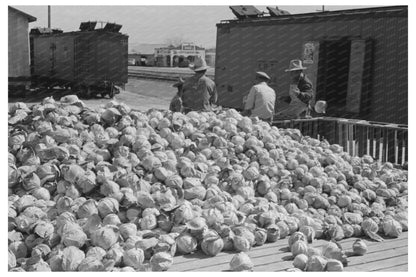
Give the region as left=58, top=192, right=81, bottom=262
left=182, top=75, right=217, bottom=112
left=275, top=74, right=314, bottom=119
left=244, top=82, right=276, bottom=120
left=295, top=74, right=314, bottom=105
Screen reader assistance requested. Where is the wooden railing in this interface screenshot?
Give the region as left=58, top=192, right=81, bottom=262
left=272, top=117, right=408, bottom=166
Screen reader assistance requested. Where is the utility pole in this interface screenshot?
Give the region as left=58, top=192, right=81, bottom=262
left=48, top=5, right=51, bottom=28
left=316, top=5, right=326, bottom=12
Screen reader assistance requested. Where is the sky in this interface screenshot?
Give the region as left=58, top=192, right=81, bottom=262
left=15, top=5, right=376, bottom=49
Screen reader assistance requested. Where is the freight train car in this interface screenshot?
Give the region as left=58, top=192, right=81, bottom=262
left=215, top=6, right=408, bottom=124
left=8, top=6, right=37, bottom=96
left=30, top=21, right=128, bottom=98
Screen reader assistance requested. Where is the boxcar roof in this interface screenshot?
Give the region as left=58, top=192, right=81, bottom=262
left=31, top=30, right=128, bottom=38
left=9, top=6, right=37, bottom=22
left=217, top=5, right=407, bottom=27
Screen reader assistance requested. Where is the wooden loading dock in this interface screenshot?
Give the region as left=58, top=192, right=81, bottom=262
left=169, top=232, right=408, bottom=271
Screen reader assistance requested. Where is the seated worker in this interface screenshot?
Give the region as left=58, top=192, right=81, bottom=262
left=181, top=58, right=217, bottom=113
left=275, top=59, right=314, bottom=119
left=169, top=77, right=184, bottom=113
left=242, top=71, right=276, bottom=122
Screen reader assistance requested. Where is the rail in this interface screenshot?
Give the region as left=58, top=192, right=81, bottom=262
left=128, top=67, right=215, bottom=81
left=272, top=117, right=408, bottom=166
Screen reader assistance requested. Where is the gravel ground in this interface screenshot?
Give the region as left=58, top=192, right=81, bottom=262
left=8, top=78, right=176, bottom=111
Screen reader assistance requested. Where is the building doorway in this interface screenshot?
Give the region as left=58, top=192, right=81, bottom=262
left=316, top=38, right=351, bottom=117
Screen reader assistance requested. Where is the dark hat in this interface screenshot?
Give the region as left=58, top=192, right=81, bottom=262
left=256, top=71, right=271, bottom=80
left=173, top=77, right=185, bottom=87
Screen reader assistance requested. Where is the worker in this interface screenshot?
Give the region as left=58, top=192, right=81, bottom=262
left=181, top=58, right=217, bottom=113
left=275, top=59, right=314, bottom=119
left=169, top=77, right=184, bottom=113
left=242, top=71, right=276, bottom=122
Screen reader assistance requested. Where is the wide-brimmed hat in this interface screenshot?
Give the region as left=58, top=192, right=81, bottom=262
left=172, top=77, right=184, bottom=88
left=256, top=71, right=271, bottom=80
left=60, top=95, right=81, bottom=105
left=189, top=58, right=210, bottom=72
left=285, top=59, right=307, bottom=72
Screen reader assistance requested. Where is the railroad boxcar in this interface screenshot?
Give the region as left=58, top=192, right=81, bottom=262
left=215, top=6, right=408, bottom=124
left=8, top=6, right=37, bottom=96
left=30, top=22, right=128, bottom=98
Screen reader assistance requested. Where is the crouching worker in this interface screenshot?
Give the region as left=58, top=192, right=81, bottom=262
left=169, top=77, right=184, bottom=113
left=242, top=71, right=276, bottom=123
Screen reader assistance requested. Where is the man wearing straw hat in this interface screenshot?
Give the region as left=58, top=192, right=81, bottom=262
left=182, top=57, right=217, bottom=113
left=275, top=59, right=314, bottom=119
left=242, top=71, right=276, bottom=122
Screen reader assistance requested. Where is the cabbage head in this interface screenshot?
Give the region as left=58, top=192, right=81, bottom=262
left=352, top=239, right=367, bottom=256
left=306, top=255, right=327, bottom=272
left=293, top=254, right=308, bottom=271
left=229, top=252, right=253, bottom=271
left=291, top=240, right=308, bottom=257
left=123, top=248, right=145, bottom=269
left=201, top=232, right=224, bottom=257
left=322, top=241, right=344, bottom=262
left=299, top=225, right=315, bottom=243
left=78, top=256, right=105, bottom=271
left=150, top=252, right=174, bottom=271
left=382, top=218, right=402, bottom=238
left=267, top=224, right=280, bottom=242
left=254, top=228, right=268, bottom=246
left=176, top=233, right=197, bottom=254
left=61, top=222, right=88, bottom=248
left=233, top=235, right=251, bottom=252
left=97, top=197, right=119, bottom=218
left=61, top=246, right=85, bottom=271
left=91, top=225, right=119, bottom=250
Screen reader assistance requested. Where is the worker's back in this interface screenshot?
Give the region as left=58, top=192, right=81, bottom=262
left=250, top=82, right=276, bottom=120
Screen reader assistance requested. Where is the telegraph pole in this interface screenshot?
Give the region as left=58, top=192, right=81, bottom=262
left=48, top=5, right=51, bottom=28
left=316, top=5, right=326, bottom=12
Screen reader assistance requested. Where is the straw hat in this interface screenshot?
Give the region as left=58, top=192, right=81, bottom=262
left=60, top=95, right=81, bottom=105
left=256, top=71, right=271, bottom=80
left=189, top=57, right=210, bottom=72
left=285, top=59, right=307, bottom=72
left=314, top=100, right=327, bottom=114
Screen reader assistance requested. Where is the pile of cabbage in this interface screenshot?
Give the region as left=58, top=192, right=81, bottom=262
left=8, top=95, right=408, bottom=271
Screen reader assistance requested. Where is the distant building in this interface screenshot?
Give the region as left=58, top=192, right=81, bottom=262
left=8, top=6, right=36, bottom=78
left=205, top=48, right=216, bottom=67
left=155, top=43, right=205, bottom=67
left=129, top=43, right=167, bottom=66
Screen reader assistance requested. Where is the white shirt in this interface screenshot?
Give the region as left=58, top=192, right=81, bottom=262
left=244, top=82, right=276, bottom=120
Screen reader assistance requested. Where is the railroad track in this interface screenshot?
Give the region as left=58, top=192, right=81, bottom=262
left=128, top=67, right=215, bottom=81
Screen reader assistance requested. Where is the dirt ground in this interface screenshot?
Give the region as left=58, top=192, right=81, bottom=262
left=8, top=78, right=176, bottom=112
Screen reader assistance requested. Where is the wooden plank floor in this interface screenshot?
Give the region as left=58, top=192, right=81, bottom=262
left=169, top=232, right=408, bottom=272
